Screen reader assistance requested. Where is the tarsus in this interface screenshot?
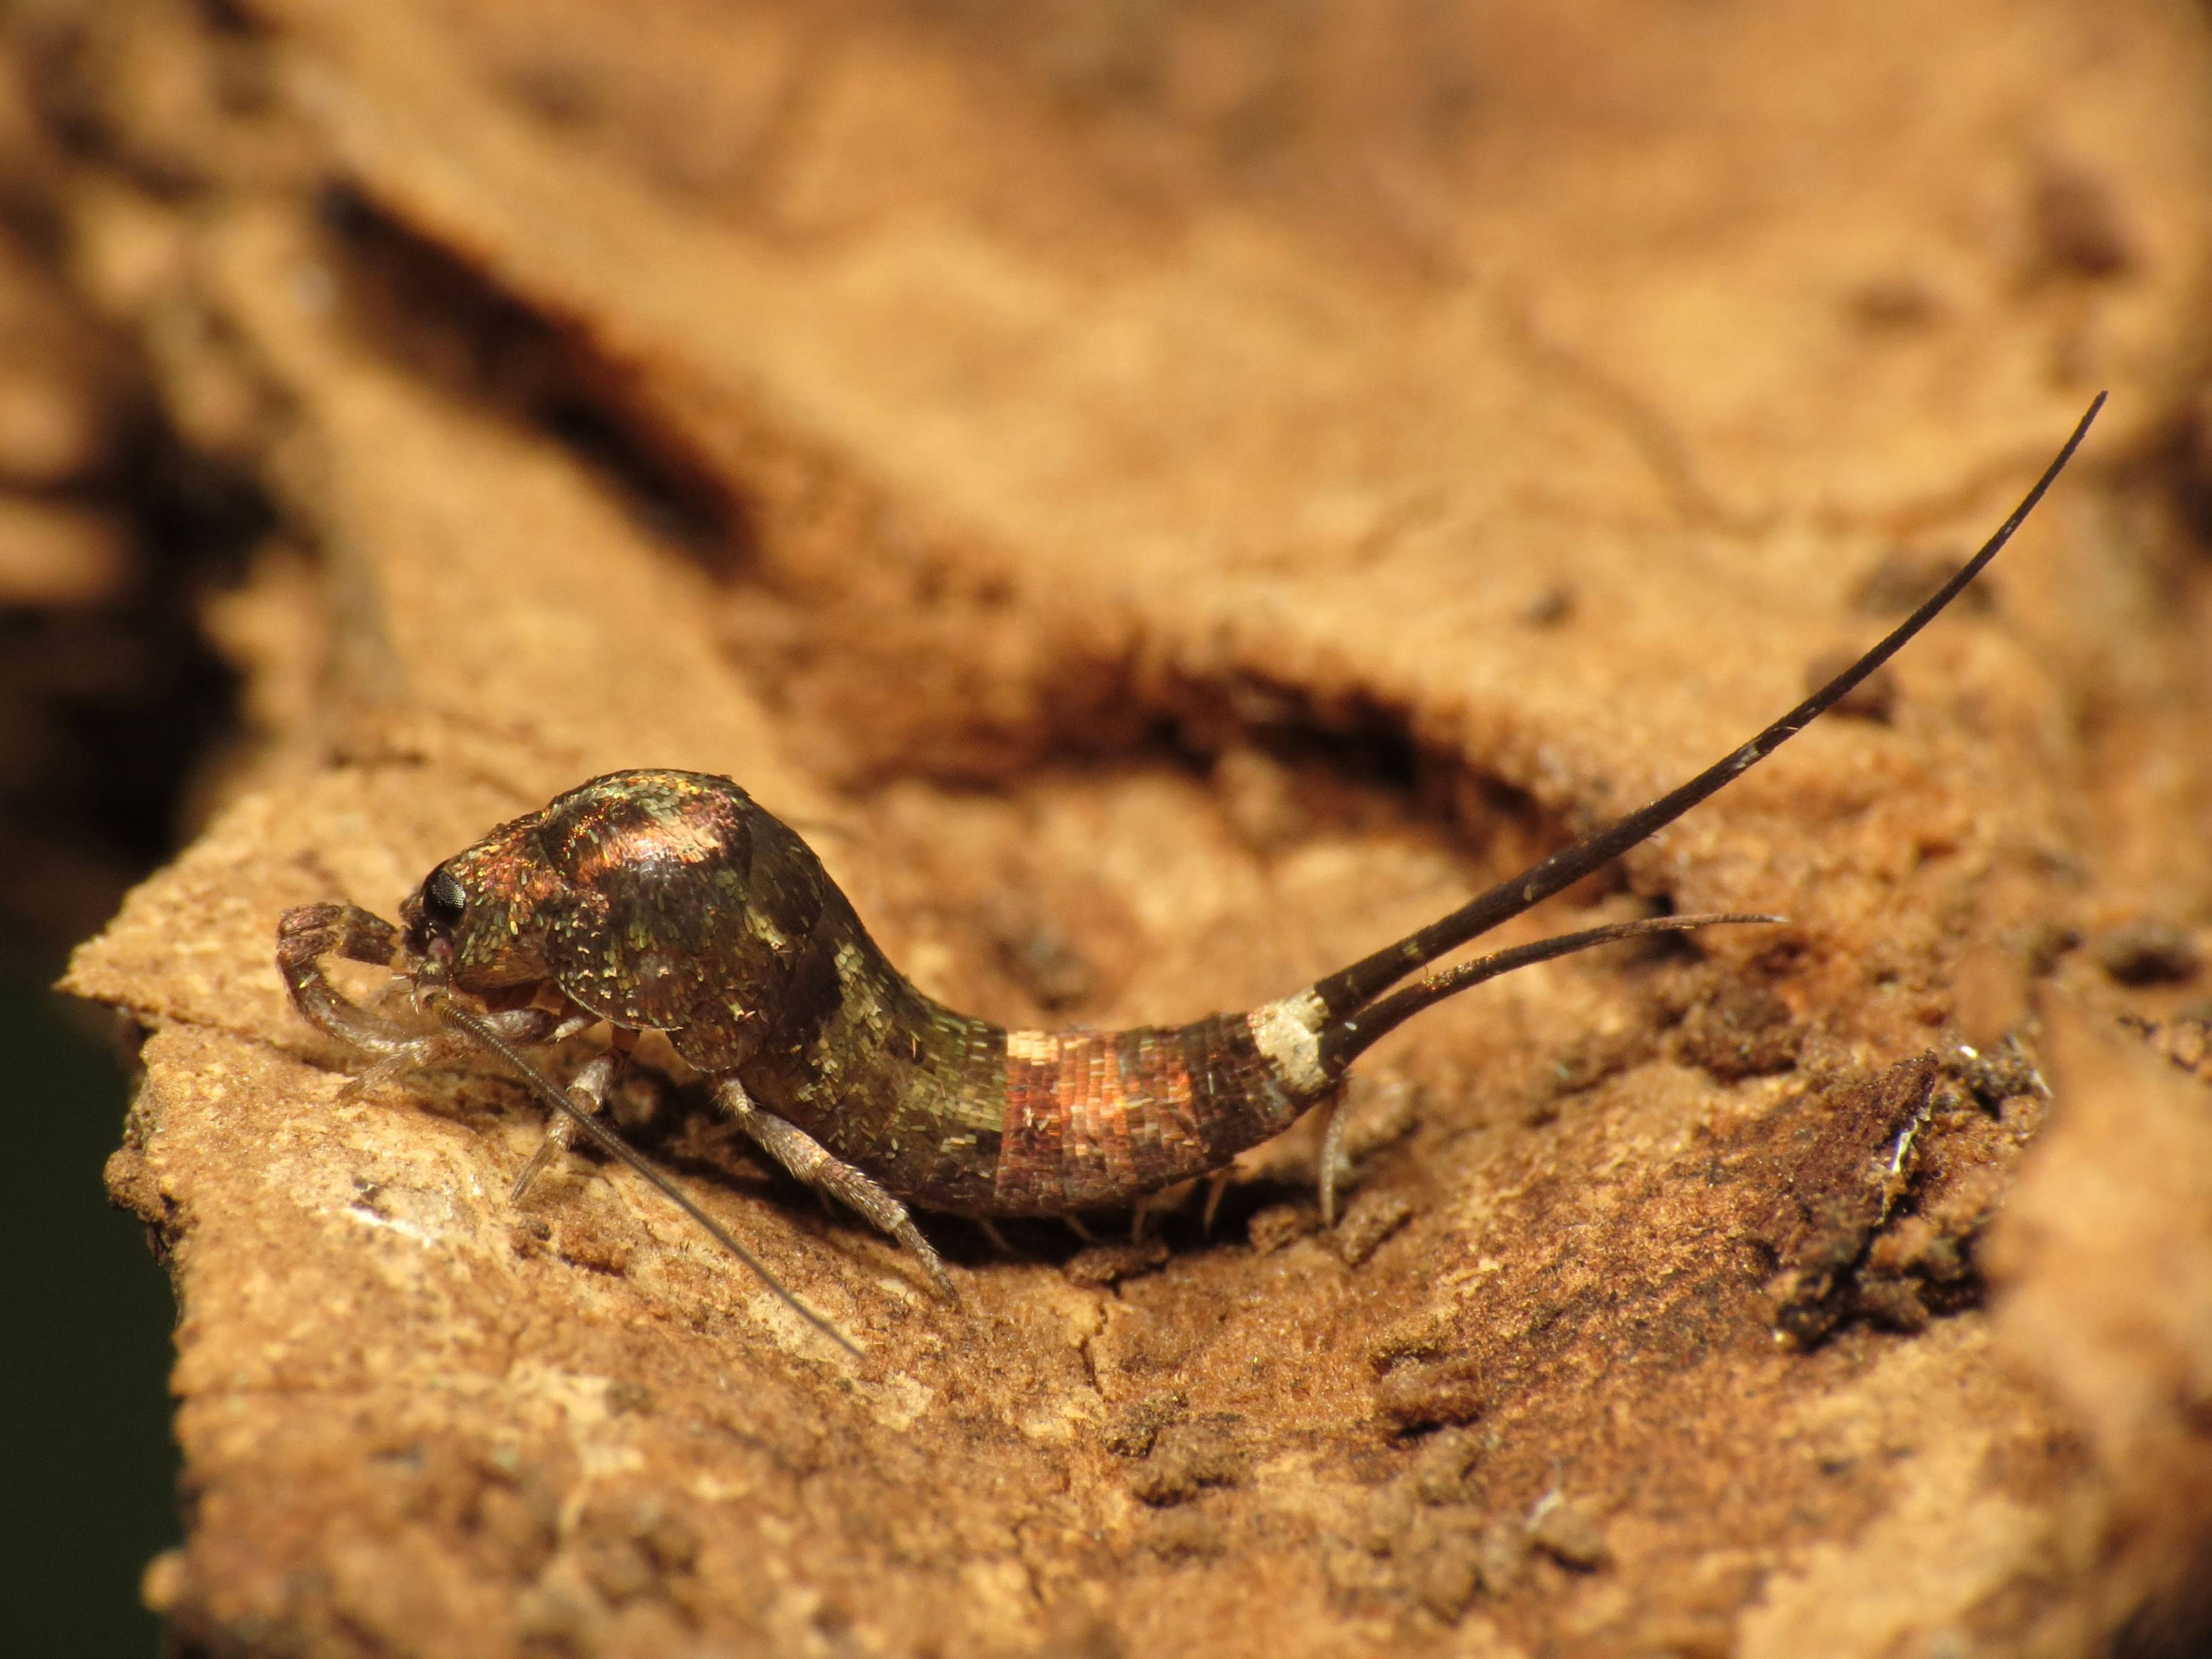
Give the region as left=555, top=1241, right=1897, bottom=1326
left=430, top=992, right=863, bottom=1358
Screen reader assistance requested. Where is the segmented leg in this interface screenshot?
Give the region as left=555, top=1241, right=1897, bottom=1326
left=1201, top=1168, right=1233, bottom=1235
left=278, top=901, right=585, bottom=1085
left=336, top=1005, right=575, bottom=1099
left=509, top=1036, right=633, bottom=1202
left=1316, top=1090, right=1351, bottom=1227
left=713, top=1077, right=957, bottom=1301
left=278, top=902, right=412, bottom=1052
left=1129, top=1193, right=1154, bottom=1244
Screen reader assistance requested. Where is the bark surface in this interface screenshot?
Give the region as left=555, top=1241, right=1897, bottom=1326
left=27, top=0, right=2212, bottom=1653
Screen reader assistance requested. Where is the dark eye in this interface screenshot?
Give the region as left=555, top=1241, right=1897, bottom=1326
left=421, top=867, right=468, bottom=929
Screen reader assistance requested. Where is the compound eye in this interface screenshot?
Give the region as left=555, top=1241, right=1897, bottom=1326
left=420, top=867, right=468, bottom=930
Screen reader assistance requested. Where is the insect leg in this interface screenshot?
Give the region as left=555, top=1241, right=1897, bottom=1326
left=432, top=997, right=861, bottom=1356
left=1316, top=1090, right=1352, bottom=1227
left=510, top=1028, right=639, bottom=1203
left=712, top=1078, right=959, bottom=1302
left=278, top=902, right=412, bottom=1052
left=278, top=902, right=580, bottom=1093
left=339, top=1005, right=569, bottom=1101
left=1201, top=1168, right=1233, bottom=1235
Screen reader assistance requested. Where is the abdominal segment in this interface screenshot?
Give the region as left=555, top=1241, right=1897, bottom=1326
left=985, top=1013, right=1326, bottom=1215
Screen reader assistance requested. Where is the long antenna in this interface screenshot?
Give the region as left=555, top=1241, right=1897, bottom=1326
left=428, top=992, right=863, bottom=1358
left=1310, top=393, right=2105, bottom=1021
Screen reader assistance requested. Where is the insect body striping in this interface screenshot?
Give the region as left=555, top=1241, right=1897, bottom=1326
left=276, top=397, right=2105, bottom=1326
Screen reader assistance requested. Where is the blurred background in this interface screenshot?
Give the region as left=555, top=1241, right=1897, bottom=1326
left=0, top=14, right=255, bottom=1652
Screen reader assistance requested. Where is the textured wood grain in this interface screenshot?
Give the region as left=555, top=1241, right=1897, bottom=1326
left=36, top=0, right=2212, bottom=1652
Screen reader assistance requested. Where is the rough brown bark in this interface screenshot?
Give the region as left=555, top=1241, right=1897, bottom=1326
left=28, top=0, right=2212, bottom=1652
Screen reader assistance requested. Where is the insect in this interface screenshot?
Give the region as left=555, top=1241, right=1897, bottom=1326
left=279, top=397, right=2101, bottom=1348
